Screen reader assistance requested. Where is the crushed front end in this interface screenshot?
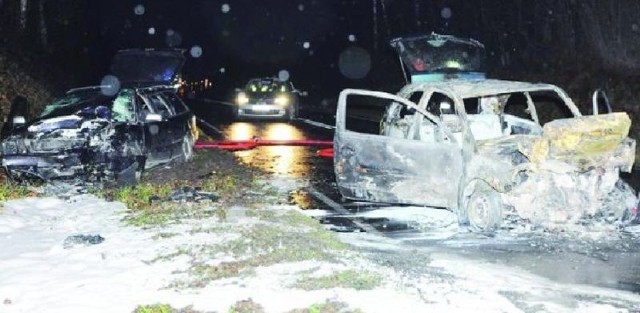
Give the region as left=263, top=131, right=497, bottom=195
left=503, top=113, right=637, bottom=227
left=1, top=114, right=134, bottom=183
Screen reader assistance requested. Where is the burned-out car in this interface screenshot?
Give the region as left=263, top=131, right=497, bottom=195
left=334, top=79, right=638, bottom=232
left=0, top=49, right=197, bottom=185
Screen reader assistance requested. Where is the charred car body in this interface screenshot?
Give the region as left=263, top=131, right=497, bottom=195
left=334, top=80, right=638, bottom=232
left=0, top=49, right=197, bottom=185
left=233, top=77, right=303, bottom=120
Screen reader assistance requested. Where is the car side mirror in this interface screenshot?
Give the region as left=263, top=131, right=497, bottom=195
left=12, top=116, right=26, bottom=125
left=145, top=113, right=163, bottom=122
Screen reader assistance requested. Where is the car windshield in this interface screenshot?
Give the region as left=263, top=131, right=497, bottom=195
left=39, top=90, right=118, bottom=119
left=245, top=79, right=289, bottom=95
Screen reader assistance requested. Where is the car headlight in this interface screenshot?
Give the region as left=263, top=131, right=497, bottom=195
left=274, top=95, right=289, bottom=106
left=2, top=140, right=17, bottom=154
left=236, top=92, right=249, bottom=106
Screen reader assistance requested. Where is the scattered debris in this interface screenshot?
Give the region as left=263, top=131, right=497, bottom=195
left=149, top=186, right=219, bottom=204
left=63, top=234, right=105, bottom=249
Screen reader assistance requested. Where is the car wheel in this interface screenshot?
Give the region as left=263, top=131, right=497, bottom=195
left=180, top=134, right=194, bottom=162
left=460, top=181, right=502, bottom=233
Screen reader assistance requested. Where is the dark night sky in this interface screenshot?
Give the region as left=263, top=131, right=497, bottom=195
left=87, top=0, right=459, bottom=99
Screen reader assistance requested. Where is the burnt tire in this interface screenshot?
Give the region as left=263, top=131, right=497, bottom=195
left=459, top=181, right=503, bottom=233
left=180, top=134, right=194, bottom=162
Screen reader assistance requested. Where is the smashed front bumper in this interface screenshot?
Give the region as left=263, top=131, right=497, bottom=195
left=2, top=152, right=86, bottom=180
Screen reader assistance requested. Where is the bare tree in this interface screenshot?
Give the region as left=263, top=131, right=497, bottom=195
left=37, top=0, right=48, bottom=50
left=20, top=0, right=27, bottom=29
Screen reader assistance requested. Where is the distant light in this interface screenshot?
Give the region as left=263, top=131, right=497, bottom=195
left=134, top=4, right=145, bottom=16
left=278, top=70, right=290, bottom=81
left=303, top=41, right=310, bottom=49
left=348, top=34, right=356, bottom=42
left=298, top=4, right=304, bottom=11
left=633, top=24, right=639, bottom=32
left=309, top=50, right=314, bottom=56
left=441, top=7, right=452, bottom=19
left=148, top=27, right=155, bottom=35
left=190, top=45, right=203, bottom=58
left=221, top=4, right=230, bottom=13
left=219, top=67, right=226, bottom=73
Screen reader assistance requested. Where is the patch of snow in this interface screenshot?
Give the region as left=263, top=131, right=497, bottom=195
left=2, top=186, right=639, bottom=312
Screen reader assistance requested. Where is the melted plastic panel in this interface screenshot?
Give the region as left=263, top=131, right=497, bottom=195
left=525, top=112, right=633, bottom=168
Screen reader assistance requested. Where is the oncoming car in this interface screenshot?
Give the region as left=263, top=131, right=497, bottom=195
left=334, top=79, right=638, bottom=232
left=233, top=77, right=303, bottom=120
left=0, top=49, right=197, bottom=185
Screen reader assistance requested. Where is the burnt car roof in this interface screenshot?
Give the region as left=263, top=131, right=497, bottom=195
left=110, top=49, right=185, bottom=87
left=401, top=79, right=568, bottom=99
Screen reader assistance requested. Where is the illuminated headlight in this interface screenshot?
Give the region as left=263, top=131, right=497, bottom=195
left=236, top=92, right=249, bottom=105
left=274, top=95, right=290, bottom=106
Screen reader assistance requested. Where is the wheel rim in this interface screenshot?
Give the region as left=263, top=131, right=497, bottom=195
left=468, top=193, right=491, bottom=230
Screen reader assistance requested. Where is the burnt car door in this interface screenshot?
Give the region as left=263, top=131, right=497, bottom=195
left=334, top=88, right=464, bottom=208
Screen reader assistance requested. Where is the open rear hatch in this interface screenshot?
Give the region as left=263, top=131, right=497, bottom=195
left=389, top=33, right=486, bottom=82
left=522, top=112, right=635, bottom=172
left=110, top=49, right=185, bottom=87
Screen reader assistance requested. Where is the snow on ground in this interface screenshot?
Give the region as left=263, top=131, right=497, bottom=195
left=1, top=190, right=640, bottom=312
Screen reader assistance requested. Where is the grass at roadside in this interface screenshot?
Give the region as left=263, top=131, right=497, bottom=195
left=135, top=299, right=363, bottom=313
left=0, top=181, right=33, bottom=202
left=107, top=161, right=259, bottom=227
left=291, top=269, right=383, bottom=291
left=0, top=175, right=40, bottom=212
left=170, top=208, right=348, bottom=288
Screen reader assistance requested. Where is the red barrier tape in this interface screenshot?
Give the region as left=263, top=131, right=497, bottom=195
left=194, top=138, right=333, bottom=152
left=316, top=147, right=334, bottom=158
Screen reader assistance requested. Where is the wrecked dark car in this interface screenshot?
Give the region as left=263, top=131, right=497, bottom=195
left=232, top=77, right=304, bottom=121
left=334, top=79, right=638, bottom=232
left=0, top=49, right=197, bottom=185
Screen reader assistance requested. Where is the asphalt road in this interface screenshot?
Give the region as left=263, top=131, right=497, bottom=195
left=187, top=98, right=640, bottom=295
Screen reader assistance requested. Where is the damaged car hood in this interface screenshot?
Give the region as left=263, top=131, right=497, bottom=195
left=519, top=112, right=635, bottom=172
